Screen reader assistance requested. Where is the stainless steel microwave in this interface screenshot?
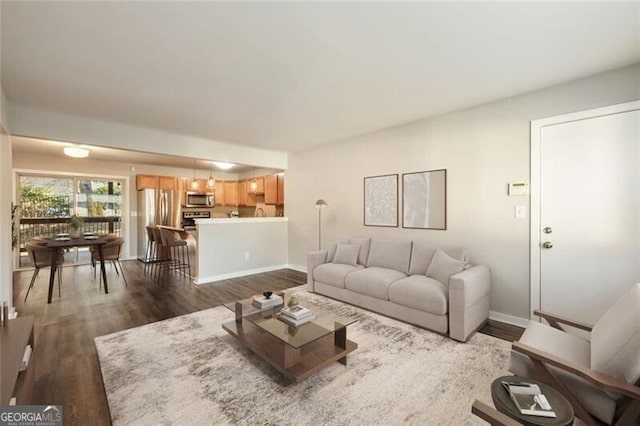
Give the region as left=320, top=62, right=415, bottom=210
left=184, top=192, right=215, bottom=207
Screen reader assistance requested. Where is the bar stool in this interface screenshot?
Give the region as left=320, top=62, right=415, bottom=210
left=151, top=226, right=170, bottom=282
left=144, top=226, right=157, bottom=274
left=158, top=227, right=191, bottom=279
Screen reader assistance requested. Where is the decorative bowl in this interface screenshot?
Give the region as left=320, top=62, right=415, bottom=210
left=262, top=291, right=273, bottom=299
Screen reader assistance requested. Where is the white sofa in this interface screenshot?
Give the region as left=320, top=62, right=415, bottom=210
left=307, top=237, right=491, bottom=342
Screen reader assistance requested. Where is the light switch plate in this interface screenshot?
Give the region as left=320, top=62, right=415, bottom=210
left=515, top=205, right=526, bottom=219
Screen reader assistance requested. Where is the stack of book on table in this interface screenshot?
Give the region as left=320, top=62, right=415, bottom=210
left=252, top=294, right=284, bottom=310
left=279, top=306, right=315, bottom=327
left=502, top=380, right=556, bottom=418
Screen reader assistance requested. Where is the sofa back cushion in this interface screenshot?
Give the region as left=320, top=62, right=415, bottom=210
left=590, top=283, right=640, bottom=385
left=349, top=237, right=372, bottom=265
left=327, top=237, right=371, bottom=265
left=366, top=239, right=412, bottom=274
left=409, top=243, right=467, bottom=275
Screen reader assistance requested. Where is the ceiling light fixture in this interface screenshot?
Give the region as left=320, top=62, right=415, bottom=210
left=207, top=161, right=215, bottom=189
left=63, top=146, right=90, bottom=158
left=191, top=159, right=199, bottom=190
left=212, top=161, right=235, bottom=170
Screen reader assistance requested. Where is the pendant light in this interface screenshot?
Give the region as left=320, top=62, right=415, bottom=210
left=250, top=167, right=258, bottom=192
left=191, top=159, right=199, bottom=190
left=207, top=161, right=215, bottom=189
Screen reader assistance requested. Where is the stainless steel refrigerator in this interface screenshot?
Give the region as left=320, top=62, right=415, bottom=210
left=137, top=188, right=180, bottom=262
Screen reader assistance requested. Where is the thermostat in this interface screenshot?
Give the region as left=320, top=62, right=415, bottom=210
left=508, top=182, right=529, bottom=196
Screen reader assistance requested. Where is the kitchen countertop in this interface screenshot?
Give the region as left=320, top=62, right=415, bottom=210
left=195, top=217, right=288, bottom=224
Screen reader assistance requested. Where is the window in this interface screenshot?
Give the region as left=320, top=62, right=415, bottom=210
left=18, top=174, right=125, bottom=267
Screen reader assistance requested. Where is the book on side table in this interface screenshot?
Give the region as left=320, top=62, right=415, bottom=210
left=502, top=381, right=557, bottom=418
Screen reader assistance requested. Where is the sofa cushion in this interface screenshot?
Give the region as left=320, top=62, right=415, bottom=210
left=408, top=244, right=438, bottom=275
left=349, top=237, right=372, bottom=265
left=426, top=249, right=465, bottom=286
left=409, top=244, right=467, bottom=276
left=345, top=267, right=407, bottom=300
left=590, top=283, right=640, bottom=385
left=366, top=239, right=412, bottom=274
left=388, top=275, right=448, bottom=315
left=313, top=263, right=362, bottom=289
left=327, top=237, right=350, bottom=262
left=332, top=244, right=360, bottom=266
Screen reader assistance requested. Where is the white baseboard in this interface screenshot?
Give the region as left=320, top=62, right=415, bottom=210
left=195, top=264, right=290, bottom=285
left=489, top=311, right=530, bottom=328
left=286, top=264, right=307, bottom=273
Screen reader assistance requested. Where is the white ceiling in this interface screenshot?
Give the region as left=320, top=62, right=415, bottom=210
left=2, top=2, right=639, bottom=153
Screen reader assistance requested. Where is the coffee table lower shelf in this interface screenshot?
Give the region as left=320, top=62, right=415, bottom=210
left=223, top=319, right=357, bottom=386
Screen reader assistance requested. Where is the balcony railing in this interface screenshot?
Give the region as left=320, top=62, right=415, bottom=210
left=19, top=216, right=121, bottom=251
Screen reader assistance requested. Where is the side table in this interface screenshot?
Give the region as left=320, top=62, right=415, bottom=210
left=491, top=376, right=574, bottom=426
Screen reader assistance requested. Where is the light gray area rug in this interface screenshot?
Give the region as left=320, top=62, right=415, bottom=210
left=95, top=289, right=510, bottom=425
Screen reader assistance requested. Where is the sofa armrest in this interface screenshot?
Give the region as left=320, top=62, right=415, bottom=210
left=307, top=250, right=328, bottom=290
left=449, top=265, right=491, bottom=342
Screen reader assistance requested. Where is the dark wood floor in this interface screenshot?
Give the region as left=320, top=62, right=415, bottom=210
left=12, top=261, right=522, bottom=425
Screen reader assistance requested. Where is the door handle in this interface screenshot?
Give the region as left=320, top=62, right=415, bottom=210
left=542, top=241, right=553, bottom=249
left=543, top=227, right=553, bottom=234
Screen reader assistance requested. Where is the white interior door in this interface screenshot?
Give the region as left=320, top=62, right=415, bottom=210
left=535, top=106, right=639, bottom=324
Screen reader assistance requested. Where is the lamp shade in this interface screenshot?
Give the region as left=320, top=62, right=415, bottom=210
left=315, top=199, right=328, bottom=209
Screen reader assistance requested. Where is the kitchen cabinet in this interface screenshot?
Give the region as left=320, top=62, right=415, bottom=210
left=247, top=177, right=265, bottom=194
left=277, top=174, right=285, bottom=205
left=137, top=174, right=178, bottom=190
left=246, top=192, right=257, bottom=207
left=264, top=175, right=278, bottom=204
left=136, top=174, right=159, bottom=190
left=238, top=180, right=247, bottom=206
left=264, top=174, right=285, bottom=205
left=224, top=181, right=239, bottom=206
left=214, top=181, right=225, bottom=205
left=158, top=176, right=177, bottom=190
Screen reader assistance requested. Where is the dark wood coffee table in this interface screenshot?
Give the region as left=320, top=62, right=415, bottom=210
left=222, top=295, right=358, bottom=385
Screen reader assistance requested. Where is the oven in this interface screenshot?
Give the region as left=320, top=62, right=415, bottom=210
left=182, top=210, right=211, bottom=230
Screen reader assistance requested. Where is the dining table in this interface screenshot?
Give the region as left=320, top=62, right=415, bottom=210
left=45, top=235, right=108, bottom=303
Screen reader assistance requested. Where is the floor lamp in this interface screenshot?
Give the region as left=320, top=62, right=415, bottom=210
left=315, top=199, right=328, bottom=250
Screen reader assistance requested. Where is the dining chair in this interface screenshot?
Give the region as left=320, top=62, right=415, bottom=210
left=24, top=242, right=63, bottom=301
left=91, top=237, right=128, bottom=288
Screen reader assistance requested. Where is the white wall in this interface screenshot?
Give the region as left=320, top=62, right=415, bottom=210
left=0, top=0, right=14, bottom=310
left=287, top=63, right=640, bottom=321
left=195, top=218, right=288, bottom=283
left=8, top=105, right=288, bottom=170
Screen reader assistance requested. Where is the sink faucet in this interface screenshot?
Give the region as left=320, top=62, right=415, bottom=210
left=255, top=208, right=265, bottom=217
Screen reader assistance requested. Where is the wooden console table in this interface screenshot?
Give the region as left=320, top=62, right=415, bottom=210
left=0, top=316, right=35, bottom=405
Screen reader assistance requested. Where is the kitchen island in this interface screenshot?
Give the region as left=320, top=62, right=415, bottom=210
left=193, top=217, right=288, bottom=284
